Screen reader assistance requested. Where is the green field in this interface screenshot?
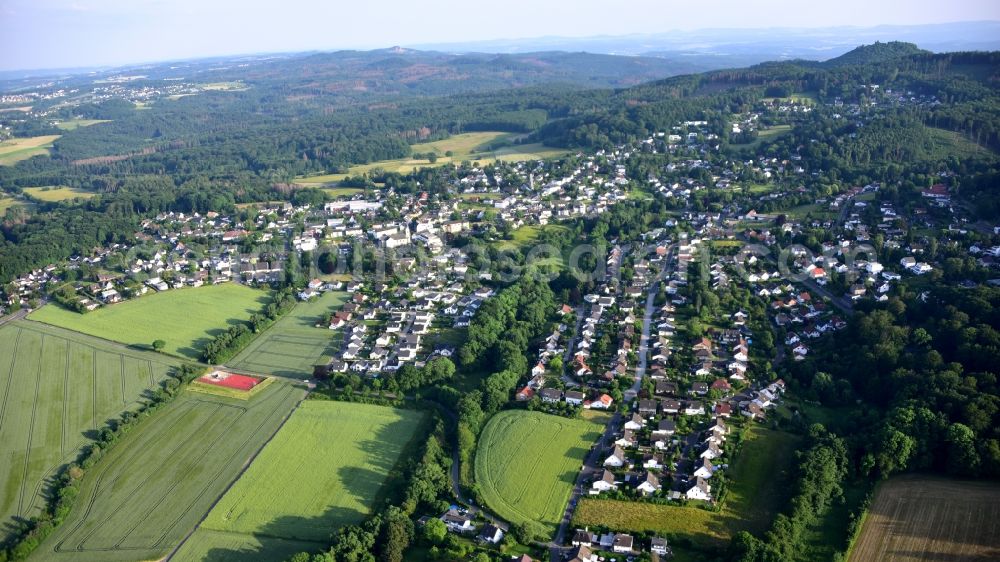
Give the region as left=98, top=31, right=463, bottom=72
left=166, top=529, right=319, bottom=562
left=176, top=401, right=425, bottom=560
left=763, top=92, right=817, bottom=105
left=0, top=196, right=29, bottom=213
left=23, top=186, right=96, bottom=202
left=31, top=382, right=306, bottom=562
left=28, top=283, right=269, bottom=360
left=54, top=119, right=111, bottom=131
left=0, top=321, right=179, bottom=543
left=0, top=135, right=61, bottom=165
left=735, top=124, right=793, bottom=151
left=321, top=186, right=365, bottom=198
left=475, top=410, right=603, bottom=534
left=573, top=427, right=799, bottom=550
left=227, top=291, right=348, bottom=378
left=294, top=131, right=571, bottom=185
left=927, top=126, right=994, bottom=160
left=491, top=224, right=571, bottom=251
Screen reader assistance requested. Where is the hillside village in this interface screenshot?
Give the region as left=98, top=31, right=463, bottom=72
left=2, top=86, right=999, bottom=562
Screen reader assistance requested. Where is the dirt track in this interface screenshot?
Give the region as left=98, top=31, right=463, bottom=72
left=850, top=475, right=1000, bottom=562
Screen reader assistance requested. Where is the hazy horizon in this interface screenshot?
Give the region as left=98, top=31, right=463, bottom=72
left=2, top=0, right=999, bottom=72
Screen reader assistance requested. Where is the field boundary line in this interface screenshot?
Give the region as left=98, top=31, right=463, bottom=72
left=18, top=334, right=45, bottom=517
left=146, top=391, right=292, bottom=549
left=91, top=348, right=97, bottom=434
left=53, top=400, right=209, bottom=553
left=112, top=404, right=252, bottom=550
left=119, top=354, right=126, bottom=407
left=164, top=385, right=308, bottom=561
left=0, top=327, right=22, bottom=434
left=18, top=318, right=197, bottom=365
left=62, top=340, right=71, bottom=456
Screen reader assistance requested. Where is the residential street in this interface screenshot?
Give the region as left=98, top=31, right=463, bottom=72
left=560, top=304, right=585, bottom=387
left=550, top=410, right=621, bottom=551
left=626, top=282, right=658, bottom=401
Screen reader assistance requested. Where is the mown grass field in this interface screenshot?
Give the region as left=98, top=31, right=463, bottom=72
left=0, top=321, right=178, bottom=543
left=184, top=401, right=425, bottom=559
left=0, top=135, right=61, bottom=165
left=0, top=196, right=29, bottom=213
left=54, top=119, right=111, bottom=131
left=735, top=124, right=793, bottom=151
left=475, top=410, right=603, bottom=535
left=168, top=529, right=319, bottom=562
left=926, top=126, right=994, bottom=160
left=28, top=283, right=269, bottom=360
left=227, top=291, right=347, bottom=378
left=23, top=186, right=96, bottom=202
left=573, top=427, right=799, bottom=550
left=849, top=476, right=1000, bottom=562
left=31, top=382, right=306, bottom=562
left=491, top=224, right=571, bottom=251
left=294, top=131, right=570, bottom=185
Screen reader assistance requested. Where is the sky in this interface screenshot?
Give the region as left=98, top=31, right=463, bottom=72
left=1, top=0, right=999, bottom=71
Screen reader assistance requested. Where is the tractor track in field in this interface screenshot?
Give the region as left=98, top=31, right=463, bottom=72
left=164, top=386, right=307, bottom=561
left=17, top=335, right=45, bottom=517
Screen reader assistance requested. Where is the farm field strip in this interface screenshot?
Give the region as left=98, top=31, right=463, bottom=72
left=170, top=528, right=321, bottom=562
left=474, top=410, right=602, bottom=532
left=0, top=321, right=178, bottom=543
left=849, top=476, right=1000, bottom=562
left=32, top=382, right=306, bottom=562
left=176, top=401, right=425, bottom=559
left=0, top=134, right=61, bottom=165
left=23, top=186, right=96, bottom=201
left=28, top=283, right=269, bottom=360
left=227, top=291, right=347, bottom=378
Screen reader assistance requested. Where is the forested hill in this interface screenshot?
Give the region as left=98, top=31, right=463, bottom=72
left=532, top=48, right=1000, bottom=149
left=820, top=41, right=929, bottom=67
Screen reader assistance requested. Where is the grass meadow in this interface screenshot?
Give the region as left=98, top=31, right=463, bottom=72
left=0, top=135, right=61, bottom=165
left=31, top=382, right=306, bottom=562
left=227, top=291, right=348, bottom=378
left=0, top=196, right=29, bottom=214
left=294, top=131, right=570, bottom=185
left=0, top=321, right=178, bottom=543
left=475, top=410, right=603, bottom=535
left=178, top=401, right=426, bottom=559
left=22, top=186, right=96, bottom=202
left=53, top=119, right=111, bottom=131
left=572, top=427, right=799, bottom=552
left=28, top=283, right=269, bottom=360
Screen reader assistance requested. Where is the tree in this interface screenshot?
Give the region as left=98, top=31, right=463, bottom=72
left=152, top=339, right=166, bottom=352
left=379, top=507, right=414, bottom=562
left=423, top=518, right=447, bottom=545
left=511, top=520, right=547, bottom=543
left=549, top=355, right=563, bottom=373
left=946, top=423, right=981, bottom=476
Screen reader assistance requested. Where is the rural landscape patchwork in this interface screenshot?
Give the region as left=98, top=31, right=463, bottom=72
left=1, top=2, right=1000, bottom=562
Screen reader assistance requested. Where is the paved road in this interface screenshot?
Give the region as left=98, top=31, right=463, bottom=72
left=0, top=307, right=29, bottom=328
left=560, top=305, right=585, bottom=387
left=434, top=402, right=509, bottom=531
left=737, top=235, right=854, bottom=315
left=626, top=282, right=658, bottom=401
left=550, top=410, right=621, bottom=551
